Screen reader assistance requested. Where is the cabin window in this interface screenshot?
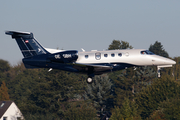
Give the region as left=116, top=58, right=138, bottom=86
left=104, top=54, right=108, bottom=57
left=118, top=53, right=122, bottom=57
left=111, top=53, right=115, bottom=57
left=95, top=52, right=101, bottom=60
left=85, top=55, right=88, bottom=59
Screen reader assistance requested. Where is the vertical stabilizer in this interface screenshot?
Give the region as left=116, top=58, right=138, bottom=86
left=5, top=31, right=49, bottom=58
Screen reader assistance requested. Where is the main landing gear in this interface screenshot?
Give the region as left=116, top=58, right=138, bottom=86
left=86, top=77, right=93, bottom=84
left=86, top=67, right=94, bottom=84
left=86, top=74, right=94, bottom=84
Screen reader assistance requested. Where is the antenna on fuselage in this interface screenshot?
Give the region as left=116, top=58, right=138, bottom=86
left=81, top=48, right=85, bottom=52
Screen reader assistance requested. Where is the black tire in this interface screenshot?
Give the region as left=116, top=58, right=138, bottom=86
left=86, top=77, right=93, bottom=84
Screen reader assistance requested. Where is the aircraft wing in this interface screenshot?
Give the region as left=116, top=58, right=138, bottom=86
left=72, top=63, right=113, bottom=75
left=74, top=63, right=112, bottom=68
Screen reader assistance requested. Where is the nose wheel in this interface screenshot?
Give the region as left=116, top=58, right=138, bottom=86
left=86, top=77, right=93, bottom=84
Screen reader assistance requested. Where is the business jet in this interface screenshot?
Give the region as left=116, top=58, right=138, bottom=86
left=6, top=31, right=176, bottom=83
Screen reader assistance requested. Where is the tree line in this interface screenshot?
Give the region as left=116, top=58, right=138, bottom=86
left=0, top=40, right=180, bottom=120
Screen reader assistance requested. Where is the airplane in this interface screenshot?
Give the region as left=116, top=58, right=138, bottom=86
left=5, top=31, right=176, bottom=83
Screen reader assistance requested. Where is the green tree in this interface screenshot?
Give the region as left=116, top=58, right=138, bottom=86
left=64, top=101, right=98, bottom=120
left=136, top=76, right=180, bottom=119
left=110, top=69, right=134, bottom=106
left=107, top=39, right=134, bottom=105
left=109, top=66, right=156, bottom=108
left=147, top=110, right=165, bottom=120
left=0, top=81, right=10, bottom=100
left=23, top=113, right=61, bottom=120
left=149, top=41, right=169, bottom=58
left=84, top=75, right=113, bottom=118
left=134, top=66, right=156, bottom=91
left=4, top=62, right=87, bottom=119
left=25, top=69, right=86, bottom=118
left=0, top=59, right=11, bottom=84
left=169, top=57, right=180, bottom=80
left=108, top=40, right=136, bottom=106
left=157, top=98, right=180, bottom=120
left=108, top=40, right=133, bottom=50
left=0, top=59, right=10, bottom=72
left=110, top=98, right=141, bottom=120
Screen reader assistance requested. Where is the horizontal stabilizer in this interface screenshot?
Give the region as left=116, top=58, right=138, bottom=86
left=5, top=31, right=33, bottom=39
left=5, top=31, right=31, bottom=35
left=75, top=63, right=112, bottom=68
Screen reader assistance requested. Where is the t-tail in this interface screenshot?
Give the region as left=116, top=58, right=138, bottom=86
left=5, top=31, right=49, bottom=58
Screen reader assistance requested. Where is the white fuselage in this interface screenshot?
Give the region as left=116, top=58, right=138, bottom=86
left=46, top=48, right=176, bottom=73
left=75, top=49, right=175, bottom=67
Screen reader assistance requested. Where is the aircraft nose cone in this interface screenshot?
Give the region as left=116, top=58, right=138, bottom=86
left=152, top=55, right=176, bottom=66
left=168, top=59, right=176, bottom=65
left=163, top=58, right=176, bottom=65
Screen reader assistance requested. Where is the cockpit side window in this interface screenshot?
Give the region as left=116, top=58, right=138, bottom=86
left=146, top=50, right=155, bottom=55
left=141, top=50, right=155, bottom=55
left=141, top=51, right=146, bottom=55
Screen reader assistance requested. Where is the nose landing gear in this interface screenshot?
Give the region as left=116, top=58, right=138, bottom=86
left=157, top=66, right=161, bottom=77
left=157, top=65, right=173, bottom=77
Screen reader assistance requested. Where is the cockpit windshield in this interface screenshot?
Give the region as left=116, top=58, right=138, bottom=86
left=141, top=50, right=155, bottom=55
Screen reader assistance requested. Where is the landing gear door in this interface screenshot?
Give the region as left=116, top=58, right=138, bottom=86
left=157, top=65, right=173, bottom=77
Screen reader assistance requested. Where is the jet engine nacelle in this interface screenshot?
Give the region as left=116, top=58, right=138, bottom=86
left=48, top=50, right=78, bottom=63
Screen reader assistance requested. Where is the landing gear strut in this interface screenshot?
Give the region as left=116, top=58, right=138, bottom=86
left=157, top=66, right=161, bottom=77
left=157, top=65, right=174, bottom=78
left=87, top=66, right=94, bottom=84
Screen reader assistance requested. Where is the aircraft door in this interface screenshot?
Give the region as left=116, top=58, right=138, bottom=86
left=95, top=52, right=101, bottom=60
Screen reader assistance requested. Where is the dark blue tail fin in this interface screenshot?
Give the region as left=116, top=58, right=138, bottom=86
left=5, top=31, right=49, bottom=58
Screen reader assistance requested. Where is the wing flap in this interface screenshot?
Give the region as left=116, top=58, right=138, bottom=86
left=74, top=63, right=112, bottom=68
left=72, top=63, right=113, bottom=75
